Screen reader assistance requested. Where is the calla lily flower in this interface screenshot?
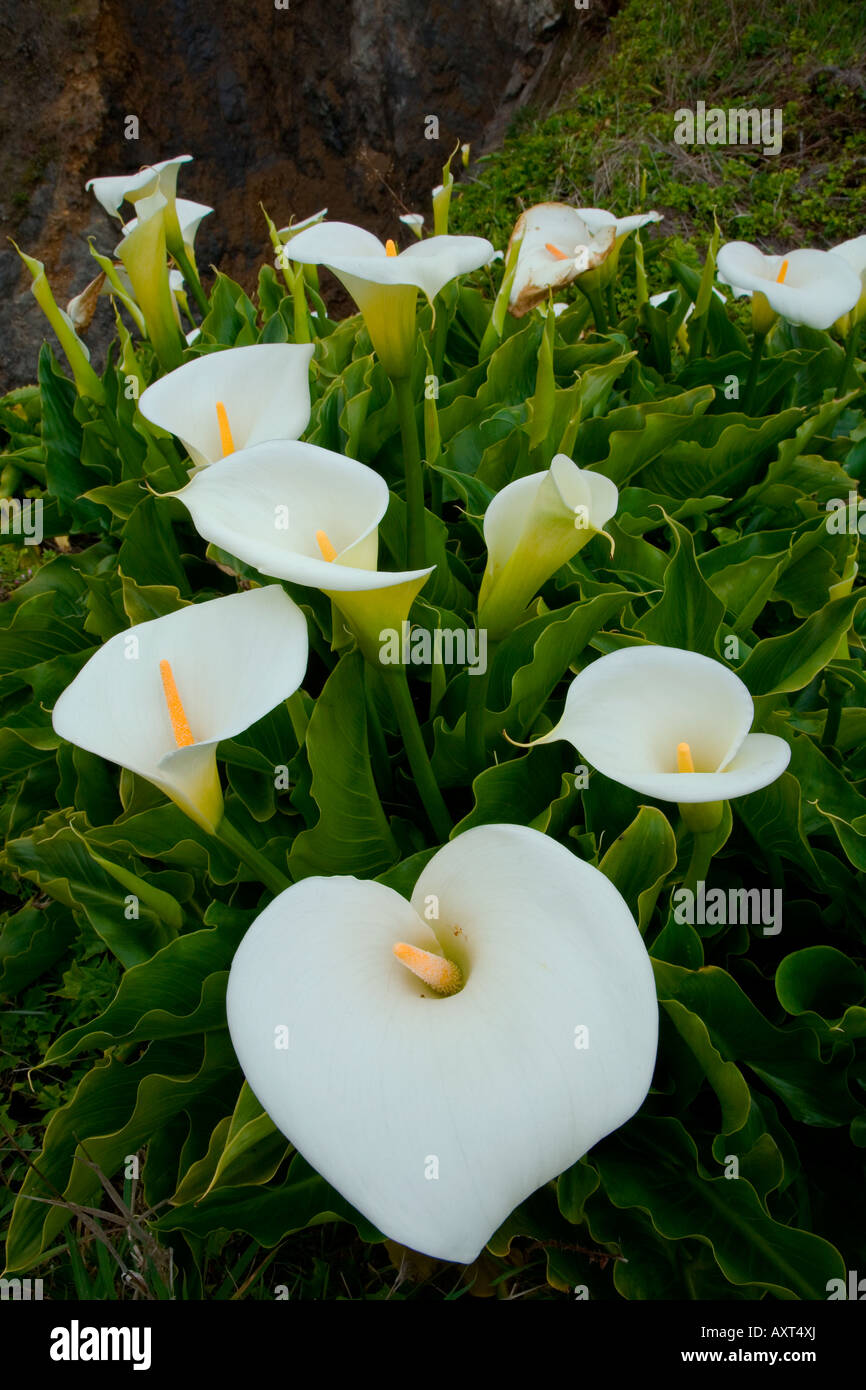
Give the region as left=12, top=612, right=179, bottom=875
left=170, top=440, right=434, bottom=661
left=715, top=242, right=861, bottom=332
left=285, top=221, right=494, bottom=376
left=115, top=190, right=183, bottom=370
left=477, top=455, right=618, bottom=640
left=12, top=243, right=104, bottom=402
left=532, top=645, right=791, bottom=814
left=399, top=213, right=425, bottom=239
left=508, top=204, right=662, bottom=317
left=138, top=343, right=315, bottom=470
left=831, top=235, right=866, bottom=327
left=226, top=823, right=658, bottom=1264
left=121, top=197, right=213, bottom=253
left=277, top=209, right=328, bottom=241
left=52, top=587, right=308, bottom=835
left=86, top=156, right=193, bottom=221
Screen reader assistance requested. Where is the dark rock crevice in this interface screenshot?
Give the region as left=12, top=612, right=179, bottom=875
left=0, top=0, right=611, bottom=388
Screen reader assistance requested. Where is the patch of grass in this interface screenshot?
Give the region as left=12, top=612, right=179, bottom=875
left=451, top=0, right=866, bottom=256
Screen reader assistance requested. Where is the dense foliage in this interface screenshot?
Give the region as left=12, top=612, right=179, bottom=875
left=1, top=179, right=865, bottom=1298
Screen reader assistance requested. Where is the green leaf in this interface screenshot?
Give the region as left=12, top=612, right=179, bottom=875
left=290, top=653, right=399, bottom=878
left=599, top=806, right=677, bottom=932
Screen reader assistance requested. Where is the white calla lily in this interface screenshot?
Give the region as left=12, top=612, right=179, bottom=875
left=277, top=209, right=328, bottom=240
left=171, top=440, right=433, bottom=661
left=285, top=220, right=494, bottom=376
left=508, top=203, right=662, bottom=317
left=831, top=235, right=866, bottom=327
left=226, top=823, right=658, bottom=1264
left=86, top=156, right=193, bottom=220
left=478, top=454, right=618, bottom=640
left=52, top=587, right=308, bottom=835
left=715, top=242, right=862, bottom=332
left=533, top=645, right=791, bottom=809
left=138, top=344, right=315, bottom=470
left=649, top=286, right=727, bottom=318
left=122, top=198, right=213, bottom=252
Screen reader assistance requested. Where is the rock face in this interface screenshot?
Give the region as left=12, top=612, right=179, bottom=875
left=0, top=0, right=604, bottom=389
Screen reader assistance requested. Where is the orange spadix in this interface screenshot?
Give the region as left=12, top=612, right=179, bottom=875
left=393, top=942, right=463, bottom=995
left=677, top=741, right=696, bottom=774
left=216, top=400, right=235, bottom=456
left=315, top=529, right=337, bottom=562
left=159, top=659, right=195, bottom=747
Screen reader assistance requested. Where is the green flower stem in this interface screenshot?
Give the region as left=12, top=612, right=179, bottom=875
left=822, top=672, right=846, bottom=748
left=364, top=666, right=394, bottom=800
left=838, top=320, right=861, bottom=394
left=393, top=374, right=426, bottom=569
left=605, top=281, right=617, bottom=325
left=291, top=264, right=311, bottom=344
left=429, top=467, right=443, bottom=517
left=579, top=283, right=608, bottom=333
left=214, top=816, right=291, bottom=896
left=743, top=331, right=767, bottom=414
left=465, top=650, right=495, bottom=773
left=679, top=800, right=724, bottom=835
left=383, top=666, right=451, bottom=843
left=172, top=244, right=209, bottom=317
left=680, top=827, right=717, bottom=899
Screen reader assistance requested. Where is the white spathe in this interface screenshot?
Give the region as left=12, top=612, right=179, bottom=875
left=649, top=286, right=727, bottom=320
left=138, top=344, right=315, bottom=470
left=226, top=823, right=658, bottom=1263
left=122, top=198, right=213, bottom=250
left=716, top=242, right=862, bottom=331
left=478, top=454, right=618, bottom=639
left=508, top=204, right=662, bottom=316
left=831, top=235, right=866, bottom=323
left=171, top=438, right=433, bottom=592
left=87, top=156, right=194, bottom=219
left=285, top=221, right=494, bottom=375
left=51, top=587, right=308, bottom=834
left=534, top=645, right=791, bottom=802
left=286, top=221, right=494, bottom=300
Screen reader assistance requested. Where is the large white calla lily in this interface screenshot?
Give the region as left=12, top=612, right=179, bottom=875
left=285, top=221, right=494, bottom=376
left=171, top=440, right=433, bottom=660
left=533, top=645, right=790, bottom=810
left=715, top=242, right=861, bottom=332
left=138, top=344, right=315, bottom=470
left=478, top=454, right=618, bottom=640
left=226, top=823, right=658, bottom=1264
left=122, top=197, right=213, bottom=253
left=508, top=204, right=662, bottom=317
left=52, top=587, right=308, bottom=835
